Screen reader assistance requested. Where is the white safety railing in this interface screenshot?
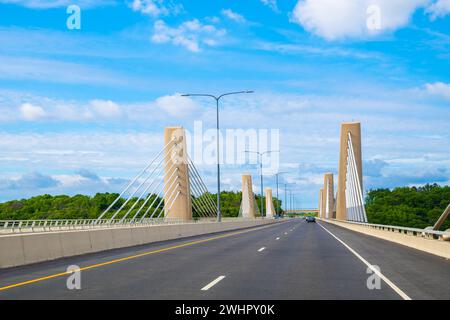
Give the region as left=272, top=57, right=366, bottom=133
left=323, top=218, right=450, bottom=240
left=0, top=217, right=270, bottom=234
left=0, top=218, right=185, bottom=234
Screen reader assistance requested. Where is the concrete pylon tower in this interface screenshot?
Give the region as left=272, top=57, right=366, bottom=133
left=336, top=122, right=363, bottom=221
left=324, top=173, right=334, bottom=219
left=319, top=189, right=324, bottom=219
left=265, top=188, right=276, bottom=219
left=163, top=127, right=192, bottom=221
left=241, top=174, right=256, bottom=218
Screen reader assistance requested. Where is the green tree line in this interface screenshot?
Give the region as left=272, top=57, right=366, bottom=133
left=0, top=191, right=283, bottom=220
left=365, top=184, right=450, bottom=230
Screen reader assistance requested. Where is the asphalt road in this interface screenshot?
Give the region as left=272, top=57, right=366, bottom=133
left=0, top=219, right=448, bottom=300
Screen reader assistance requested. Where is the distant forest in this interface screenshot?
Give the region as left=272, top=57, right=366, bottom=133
left=365, top=184, right=450, bottom=230
left=0, top=184, right=448, bottom=230
left=0, top=191, right=282, bottom=221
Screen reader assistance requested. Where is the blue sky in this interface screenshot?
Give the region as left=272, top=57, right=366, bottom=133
left=0, top=0, right=449, bottom=207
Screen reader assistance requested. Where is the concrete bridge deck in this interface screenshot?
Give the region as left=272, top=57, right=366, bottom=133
left=0, top=219, right=448, bottom=300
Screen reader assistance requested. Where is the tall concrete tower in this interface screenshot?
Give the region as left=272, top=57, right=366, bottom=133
left=164, top=127, right=192, bottom=221
left=324, top=173, right=334, bottom=219
left=265, top=188, right=276, bottom=219
left=336, top=122, right=363, bottom=221
left=241, top=174, right=257, bottom=218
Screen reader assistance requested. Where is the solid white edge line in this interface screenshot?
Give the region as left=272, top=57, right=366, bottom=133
left=258, top=247, right=266, bottom=252
left=201, top=276, right=226, bottom=291
left=317, top=223, right=412, bottom=301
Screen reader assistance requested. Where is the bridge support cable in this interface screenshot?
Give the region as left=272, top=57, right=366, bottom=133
left=187, top=157, right=217, bottom=213
left=143, top=172, right=180, bottom=221
left=348, top=132, right=367, bottom=222
left=96, top=140, right=173, bottom=223
left=345, top=153, right=356, bottom=221
left=187, top=157, right=217, bottom=218
left=129, top=164, right=178, bottom=222
left=346, top=140, right=358, bottom=221
left=189, top=184, right=215, bottom=218
left=345, top=133, right=368, bottom=223
left=189, top=173, right=216, bottom=218
left=187, top=168, right=215, bottom=213
left=165, top=191, right=182, bottom=215
left=326, top=180, right=331, bottom=219
left=191, top=198, right=210, bottom=219
left=118, top=155, right=178, bottom=223
left=188, top=170, right=215, bottom=218
left=108, top=143, right=178, bottom=222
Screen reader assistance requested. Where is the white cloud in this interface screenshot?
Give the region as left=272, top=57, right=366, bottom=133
left=261, top=0, right=280, bottom=13
left=19, top=103, right=47, bottom=121
left=130, top=0, right=182, bottom=17
left=221, top=9, right=246, bottom=23
left=291, top=0, right=429, bottom=40
left=0, top=0, right=114, bottom=9
left=424, top=82, right=450, bottom=99
left=89, top=99, right=122, bottom=118
left=151, top=19, right=226, bottom=52
left=0, top=91, right=202, bottom=123
left=426, top=0, right=450, bottom=19
left=154, top=94, right=199, bottom=117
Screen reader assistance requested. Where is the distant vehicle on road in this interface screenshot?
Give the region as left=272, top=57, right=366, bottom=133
left=306, top=216, right=316, bottom=223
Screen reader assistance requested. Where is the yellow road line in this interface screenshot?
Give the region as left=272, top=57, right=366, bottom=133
left=0, top=222, right=285, bottom=292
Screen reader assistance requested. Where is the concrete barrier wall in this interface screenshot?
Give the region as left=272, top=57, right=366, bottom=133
left=321, top=219, right=450, bottom=259
left=0, top=219, right=279, bottom=269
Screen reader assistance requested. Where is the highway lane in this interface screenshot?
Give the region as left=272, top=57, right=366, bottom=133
left=0, top=219, right=448, bottom=300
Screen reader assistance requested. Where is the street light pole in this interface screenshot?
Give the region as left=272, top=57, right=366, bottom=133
left=284, top=184, right=288, bottom=214
left=181, top=91, right=253, bottom=222
left=245, top=150, right=279, bottom=217
left=274, top=172, right=288, bottom=217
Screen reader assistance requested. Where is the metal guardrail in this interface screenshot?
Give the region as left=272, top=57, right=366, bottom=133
left=0, top=218, right=186, bottom=234
left=323, top=218, right=450, bottom=240
left=0, top=217, right=269, bottom=234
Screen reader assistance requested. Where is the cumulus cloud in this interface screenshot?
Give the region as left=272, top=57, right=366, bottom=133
left=19, top=103, right=47, bottom=121
left=364, top=159, right=389, bottom=177
left=151, top=19, right=226, bottom=52
left=291, top=0, right=430, bottom=40
left=155, top=94, right=199, bottom=117
left=0, top=172, right=60, bottom=191
left=130, top=0, right=183, bottom=17
left=0, top=170, right=131, bottom=202
left=0, top=91, right=204, bottom=123
left=424, top=82, right=450, bottom=99
left=221, top=9, right=246, bottom=23
left=89, top=99, right=122, bottom=118
left=426, top=0, right=450, bottom=19
left=76, top=168, right=101, bottom=181
left=365, top=165, right=450, bottom=189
